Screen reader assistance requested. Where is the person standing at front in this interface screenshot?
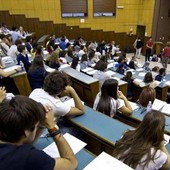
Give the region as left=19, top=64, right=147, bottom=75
left=145, top=37, right=153, bottom=62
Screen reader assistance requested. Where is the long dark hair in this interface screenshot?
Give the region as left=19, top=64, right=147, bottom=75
left=29, top=55, right=44, bottom=72
left=112, top=110, right=165, bottom=169
left=71, top=57, right=79, bottom=69
left=122, top=71, right=133, bottom=82
left=96, top=79, right=118, bottom=116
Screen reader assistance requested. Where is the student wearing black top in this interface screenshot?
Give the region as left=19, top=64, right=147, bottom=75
left=155, top=68, right=166, bottom=81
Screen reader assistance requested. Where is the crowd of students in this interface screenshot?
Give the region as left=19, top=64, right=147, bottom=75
left=0, top=23, right=170, bottom=169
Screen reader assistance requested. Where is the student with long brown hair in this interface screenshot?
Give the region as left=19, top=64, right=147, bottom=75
left=112, top=110, right=170, bottom=169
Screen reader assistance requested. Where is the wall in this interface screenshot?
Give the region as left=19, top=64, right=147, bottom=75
left=0, top=0, right=155, bottom=36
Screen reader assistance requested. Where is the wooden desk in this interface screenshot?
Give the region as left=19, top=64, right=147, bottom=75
left=68, top=105, right=132, bottom=154
left=11, top=71, right=32, bottom=96
left=62, top=67, right=99, bottom=107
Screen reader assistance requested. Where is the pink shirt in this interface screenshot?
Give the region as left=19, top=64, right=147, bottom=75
left=162, top=46, right=170, bottom=57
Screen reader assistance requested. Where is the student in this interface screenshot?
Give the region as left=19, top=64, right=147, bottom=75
left=143, top=72, right=158, bottom=89
left=27, top=55, right=48, bottom=90
left=80, top=54, right=88, bottom=69
left=128, top=56, right=137, bottom=70
left=137, top=87, right=156, bottom=108
left=155, top=68, right=166, bottom=82
left=145, top=37, right=153, bottom=62
left=71, top=57, right=80, bottom=71
left=93, top=60, right=111, bottom=88
left=112, top=110, right=170, bottom=170
left=17, top=44, right=31, bottom=72
left=93, top=79, right=132, bottom=117
left=162, top=42, right=170, bottom=68
left=151, top=66, right=160, bottom=79
left=0, top=95, right=77, bottom=170
left=29, top=71, right=84, bottom=120
left=121, top=71, right=139, bottom=98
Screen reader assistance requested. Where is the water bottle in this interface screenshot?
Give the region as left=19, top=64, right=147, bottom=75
left=146, top=101, right=152, bottom=113
left=20, top=61, right=25, bottom=71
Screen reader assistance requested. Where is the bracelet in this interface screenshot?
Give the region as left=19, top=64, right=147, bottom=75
left=48, top=127, right=61, bottom=137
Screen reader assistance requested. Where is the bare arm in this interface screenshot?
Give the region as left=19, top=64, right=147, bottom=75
left=64, top=85, right=84, bottom=117
left=0, top=86, right=6, bottom=103
left=117, top=90, right=132, bottom=116
left=44, top=106, right=78, bottom=170
left=160, top=142, right=170, bottom=170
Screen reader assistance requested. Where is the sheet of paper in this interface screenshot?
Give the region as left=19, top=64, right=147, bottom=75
left=165, top=81, right=170, bottom=86
left=83, top=152, right=133, bottom=170
left=161, top=104, right=170, bottom=115
left=45, top=67, right=55, bottom=73
left=87, top=70, right=97, bottom=75
left=134, top=78, right=142, bottom=83
left=138, top=72, right=146, bottom=77
left=82, top=67, right=94, bottom=72
left=105, top=70, right=116, bottom=76
left=3, top=65, right=21, bottom=72
left=43, top=133, right=87, bottom=158
left=113, top=77, right=120, bottom=81
left=164, top=134, right=170, bottom=145
left=136, top=68, right=144, bottom=72
left=152, top=99, right=166, bottom=111
left=107, top=63, right=114, bottom=69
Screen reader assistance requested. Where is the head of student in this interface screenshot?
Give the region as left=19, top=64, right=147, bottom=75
left=159, top=68, right=166, bottom=76
left=0, top=96, right=45, bottom=144
left=112, top=110, right=165, bottom=169
left=138, top=87, right=156, bottom=107
left=29, top=55, right=44, bottom=72
left=144, top=72, right=153, bottom=83
left=96, top=79, right=118, bottom=116
left=43, top=71, right=70, bottom=96
left=94, top=60, right=107, bottom=71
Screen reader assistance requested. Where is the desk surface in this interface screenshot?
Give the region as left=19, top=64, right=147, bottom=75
left=62, top=67, right=99, bottom=84
left=70, top=105, right=132, bottom=146
left=33, top=133, right=95, bottom=170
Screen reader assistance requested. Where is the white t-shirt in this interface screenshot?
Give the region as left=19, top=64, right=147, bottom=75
left=93, top=70, right=111, bottom=88
left=93, top=92, right=124, bottom=117
left=29, top=89, right=71, bottom=119
left=136, top=148, right=167, bottom=170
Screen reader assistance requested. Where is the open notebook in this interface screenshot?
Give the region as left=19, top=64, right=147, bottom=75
left=83, top=152, right=133, bottom=170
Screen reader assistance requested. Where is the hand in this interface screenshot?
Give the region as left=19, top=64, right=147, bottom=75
left=43, top=104, right=58, bottom=130
left=16, top=66, right=22, bottom=72
left=63, top=85, right=75, bottom=96
left=0, top=86, right=6, bottom=103
left=117, top=90, right=126, bottom=100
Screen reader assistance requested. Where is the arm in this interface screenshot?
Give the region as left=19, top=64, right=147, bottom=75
left=117, top=90, right=133, bottom=116
left=0, top=66, right=21, bottom=77
left=0, top=86, right=6, bottom=103
left=44, top=107, right=77, bottom=170
left=64, top=85, right=84, bottom=117
left=160, top=142, right=170, bottom=169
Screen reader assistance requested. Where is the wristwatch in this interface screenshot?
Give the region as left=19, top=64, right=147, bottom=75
left=48, top=126, right=61, bottom=137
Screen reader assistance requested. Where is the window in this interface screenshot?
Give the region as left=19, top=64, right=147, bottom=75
left=93, top=0, right=116, bottom=17
left=60, top=0, right=88, bottom=18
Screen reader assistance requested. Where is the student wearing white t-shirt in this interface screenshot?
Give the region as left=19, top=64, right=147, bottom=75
left=29, top=71, right=84, bottom=120
left=93, top=79, right=132, bottom=117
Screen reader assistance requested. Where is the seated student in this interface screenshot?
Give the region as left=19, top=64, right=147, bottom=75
left=17, top=45, right=31, bottom=72
left=151, top=66, right=160, bottom=79
left=27, top=56, right=48, bottom=90
left=116, top=62, right=125, bottom=75
left=25, top=36, right=33, bottom=53
left=137, top=87, right=156, bottom=108
left=155, top=68, right=166, bottom=81
left=71, top=57, right=80, bottom=71
left=93, top=60, right=111, bottom=88
left=0, top=59, right=21, bottom=94
left=0, top=95, right=77, bottom=170
left=29, top=71, right=84, bottom=120
left=143, top=72, right=158, bottom=89
left=45, top=51, right=60, bottom=70
left=112, top=110, right=170, bottom=170
left=128, top=56, right=138, bottom=70
left=80, top=54, right=88, bottom=70
left=87, top=50, right=95, bottom=66
left=121, top=71, right=139, bottom=98
left=93, top=79, right=132, bottom=118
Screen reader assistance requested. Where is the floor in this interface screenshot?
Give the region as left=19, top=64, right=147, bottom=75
left=126, top=53, right=170, bottom=73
